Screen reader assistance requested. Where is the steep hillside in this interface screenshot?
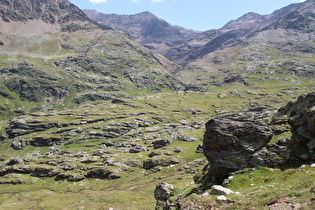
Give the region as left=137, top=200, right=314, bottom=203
left=0, top=0, right=111, bottom=34
left=0, top=0, right=182, bottom=119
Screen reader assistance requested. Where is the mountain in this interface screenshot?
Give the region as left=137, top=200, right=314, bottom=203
left=0, top=0, right=111, bottom=34
left=84, top=1, right=309, bottom=66
left=173, top=0, right=315, bottom=86
left=220, top=2, right=301, bottom=32
left=0, top=0, right=182, bottom=118
left=83, top=10, right=202, bottom=58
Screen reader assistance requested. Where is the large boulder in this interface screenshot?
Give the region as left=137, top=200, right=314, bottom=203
left=154, top=182, right=174, bottom=210
left=202, top=92, right=315, bottom=182
left=203, top=118, right=273, bottom=179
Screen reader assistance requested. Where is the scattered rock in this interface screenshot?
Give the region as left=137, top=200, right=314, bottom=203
left=85, top=167, right=121, bottom=179
left=11, top=139, right=27, bottom=150
left=211, top=185, right=234, bottom=195
left=55, top=173, right=85, bottom=182
left=173, top=147, right=184, bottom=153
left=216, top=195, right=227, bottom=203
left=7, top=158, right=22, bottom=166
left=195, top=144, right=203, bottom=153
left=154, top=182, right=174, bottom=210
left=143, top=156, right=180, bottom=170
left=129, top=145, right=147, bottom=153
left=122, top=160, right=141, bottom=168
left=0, top=134, right=7, bottom=141
left=152, top=139, right=172, bottom=149
left=217, top=92, right=228, bottom=99
left=31, top=167, right=60, bottom=177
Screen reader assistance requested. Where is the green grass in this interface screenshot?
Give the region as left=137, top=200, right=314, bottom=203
left=224, top=166, right=315, bottom=209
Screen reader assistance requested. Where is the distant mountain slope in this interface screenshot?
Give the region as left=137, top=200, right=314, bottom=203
left=83, top=10, right=201, bottom=58
left=0, top=0, right=110, bottom=34
left=175, top=0, right=315, bottom=88
left=0, top=0, right=182, bottom=118
left=84, top=1, right=307, bottom=66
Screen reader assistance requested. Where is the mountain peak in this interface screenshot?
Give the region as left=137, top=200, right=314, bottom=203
left=221, top=12, right=266, bottom=31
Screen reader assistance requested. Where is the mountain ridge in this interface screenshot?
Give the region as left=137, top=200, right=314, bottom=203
left=84, top=0, right=311, bottom=65
left=0, top=0, right=110, bottom=34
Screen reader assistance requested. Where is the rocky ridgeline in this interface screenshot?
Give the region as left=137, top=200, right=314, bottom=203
left=0, top=0, right=106, bottom=32
left=202, top=92, right=315, bottom=183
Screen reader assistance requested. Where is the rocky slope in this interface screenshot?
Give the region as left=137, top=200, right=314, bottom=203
left=0, top=0, right=111, bottom=34
left=0, top=0, right=182, bottom=119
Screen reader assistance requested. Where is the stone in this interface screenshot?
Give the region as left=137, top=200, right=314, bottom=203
left=0, top=134, right=7, bottom=141
left=31, top=167, right=60, bottom=177
left=154, top=182, right=174, bottom=210
left=11, top=139, right=27, bottom=150
left=85, top=167, right=120, bottom=180
left=217, top=92, right=228, bottom=98
left=152, top=139, right=172, bottom=149
left=129, top=145, right=146, bottom=153
left=203, top=117, right=273, bottom=179
left=216, top=195, right=227, bottom=202
left=55, top=173, right=85, bottom=182
left=7, top=158, right=22, bottom=166
left=211, top=185, right=234, bottom=195
left=143, top=156, right=180, bottom=169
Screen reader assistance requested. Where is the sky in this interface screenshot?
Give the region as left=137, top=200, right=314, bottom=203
left=68, top=0, right=307, bottom=31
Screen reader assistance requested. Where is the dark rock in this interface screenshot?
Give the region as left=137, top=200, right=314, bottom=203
left=31, top=167, right=60, bottom=177
left=143, top=156, right=180, bottom=170
left=152, top=139, right=172, bottom=149
left=196, top=144, right=204, bottom=153
left=11, top=139, right=27, bottom=150
left=129, top=145, right=147, bottom=153
left=122, top=160, right=141, bottom=168
left=0, top=179, right=25, bottom=185
left=55, top=173, right=85, bottom=182
left=173, top=147, right=184, bottom=153
left=30, top=137, right=68, bottom=146
left=85, top=167, right=120, bottom=180
left=0, top=134, right=7, bottom=141
left=148, top=151, right=163, bottom=158
left=176, top=135, right=199, bottom=142
left=7, top=158, right=22, bottom=166
left=203, top=118, right=273, bottom=179
left=154, top=182, right=174, bottom=210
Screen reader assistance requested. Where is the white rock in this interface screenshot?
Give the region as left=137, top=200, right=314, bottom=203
left=201, top=192, right=210, bottom=198
left=216, top=195, right=227, bottom=202
left=211, top=185, right=234, bottom=195
left=311, top=163, right=315, bottom=168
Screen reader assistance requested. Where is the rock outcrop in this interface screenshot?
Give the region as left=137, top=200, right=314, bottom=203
left=203, top=92, right=315, bottom=181
left=203, top=118, right=273, bottom=179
